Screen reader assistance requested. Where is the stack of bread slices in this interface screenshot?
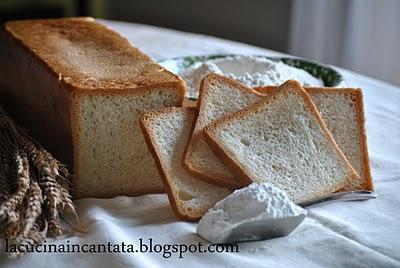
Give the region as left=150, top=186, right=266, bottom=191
left=141, top=73, right=373, bottom=220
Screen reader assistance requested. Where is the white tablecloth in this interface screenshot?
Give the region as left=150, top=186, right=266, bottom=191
left=1, top=20, right=399, bottom=268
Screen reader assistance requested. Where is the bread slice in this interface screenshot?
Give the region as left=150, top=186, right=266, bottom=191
left=0, top=18, right=185, bottom=198
left=140, top=107, right=231, bottom=220
left=257, top=86, right=373, bottom=191
left=204, top=80, right=359, bottom=203
left=183, top=74, right=265, bottom=188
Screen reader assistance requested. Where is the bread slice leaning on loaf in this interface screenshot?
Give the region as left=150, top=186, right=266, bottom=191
left=204, top=80, right=359, bottom=203
left=257, top=86, right=373, bottom=191
left=183, top=74, right=264, bottom=188
left=140, top=107, right=231, bottom=221
left=0, top=18, right=185, bottom=198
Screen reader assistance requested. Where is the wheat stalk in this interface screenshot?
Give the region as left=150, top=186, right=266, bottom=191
left=21, top=138, right=65, bottom=236
left=0, top=153, right=11, bottom=205
left=0, top=105, right=77, bottom=256
left=0, top=152, right=30, bottom=223
left=8, top=216, right=48, bottom=258
left=21, top=178, right=43, bottom=236
left=41, top=147, right=77, bottom=221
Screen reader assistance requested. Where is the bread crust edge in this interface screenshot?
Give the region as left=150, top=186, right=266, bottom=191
left=139, top=107, right=203, bottom=221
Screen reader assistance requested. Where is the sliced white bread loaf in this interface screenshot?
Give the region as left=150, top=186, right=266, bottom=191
left=140, top=107, right=231, bottom=221
left=183, top=74, right=264, bottom=188
left=257, top=86, right=373, bottom=191
left=0, top=18, right=185, bottom=198
left=204, top=80, right=359, bottom=203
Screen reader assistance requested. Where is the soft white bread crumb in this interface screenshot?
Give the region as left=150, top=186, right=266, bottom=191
left=75, top=88, right=181, bottom=197
left=140, top=107, right=231, bottom=220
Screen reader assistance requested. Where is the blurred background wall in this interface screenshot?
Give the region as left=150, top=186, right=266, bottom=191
left=1, top=0, right=399, bottom=86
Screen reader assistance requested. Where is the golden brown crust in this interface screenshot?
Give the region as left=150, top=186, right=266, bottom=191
left=253, top=85, right=280, bottom=95
left=204, top=80, right=359, bottom=201
left=353, top=89, right=374, bottom=191
left=74, top=187, right=165, bottom=199
left=182, top=135, right=244, bottom=189
left=5, top=18, right=184, bottom=92
left=140, top=107, right=203, bottom=221
left=183, top=74, right=264, bottom=188
left=256, top=85, right=373, bottom=191
left=182, top=98, right=197, bottom=107
left=202, top=133, right=253, bottom=186
left=0, top=27, right=74, bottom=167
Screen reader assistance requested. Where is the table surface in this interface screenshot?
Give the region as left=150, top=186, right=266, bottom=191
left=1, top=20, right=400, bottom=268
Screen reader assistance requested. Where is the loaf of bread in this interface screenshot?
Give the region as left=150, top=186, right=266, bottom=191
left=0, top=18, right=185, bottom=198
left=204, top=80, right=359, bottom=203
left=140, top=107, right=230, bottom=220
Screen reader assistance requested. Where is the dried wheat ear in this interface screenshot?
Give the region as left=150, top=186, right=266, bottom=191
left=0, top=105, right=78, bottom=257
